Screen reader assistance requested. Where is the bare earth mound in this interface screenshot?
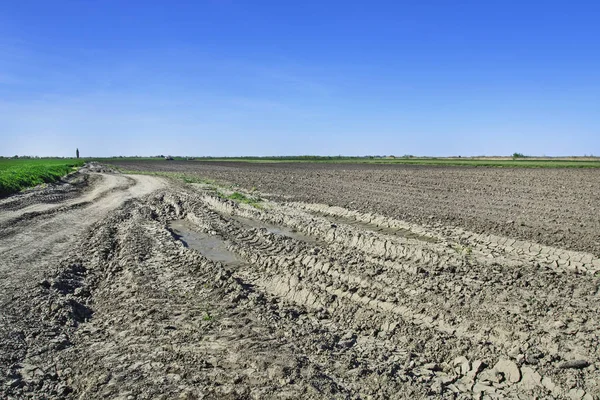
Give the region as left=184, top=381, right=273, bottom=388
left=1, top=163, right=599, bottom=399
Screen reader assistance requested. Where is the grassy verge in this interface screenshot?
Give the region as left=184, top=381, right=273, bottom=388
left=0, top=159, right=84, bottom=197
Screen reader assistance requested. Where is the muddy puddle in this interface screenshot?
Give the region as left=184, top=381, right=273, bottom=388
left=309, top=211, right=439, bottom=243
left=168, top=219, right=245, bottom=265
left=229, top=215, right=320, bottom=244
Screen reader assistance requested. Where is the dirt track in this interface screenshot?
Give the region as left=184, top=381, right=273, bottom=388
left=1, top=163, right=599, bottom=399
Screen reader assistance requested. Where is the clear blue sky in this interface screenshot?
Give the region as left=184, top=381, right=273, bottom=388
left=1, top=1, right=599, bottom=157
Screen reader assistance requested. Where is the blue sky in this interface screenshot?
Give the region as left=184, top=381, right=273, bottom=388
left=1, top=1, right=599, bottom=157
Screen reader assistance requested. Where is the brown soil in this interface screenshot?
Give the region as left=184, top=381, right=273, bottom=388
left=1, top=163, right=599, bottom=399
left=112, top=161, right=600, bottom=256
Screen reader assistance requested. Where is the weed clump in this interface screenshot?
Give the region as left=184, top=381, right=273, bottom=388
left=219, top=191, right=262, bottom=208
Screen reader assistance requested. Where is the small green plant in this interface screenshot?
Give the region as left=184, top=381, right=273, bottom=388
left=203, top=312, right=213, bottom=321
left=228, top=191, right=251, bottom=202
left=219, top=191, right=262, bottom=208
left=452, top=244, right=473, bottom=258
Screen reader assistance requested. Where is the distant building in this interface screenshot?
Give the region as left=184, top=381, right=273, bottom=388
left=165, top=155, right=174, bottom=160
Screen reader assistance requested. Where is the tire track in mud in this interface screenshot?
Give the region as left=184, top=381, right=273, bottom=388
left=34, top=197, right=382, bottom=399
left=191, top=192, right=600, bottom=398
left=0, top=171, right=167, bottom=399
left=0, top=172, right=91, bottom=212
left=0, top=174, right=137, bottom=229
left=82, top=188, right=596, bottom=399
left=3, top=177, right=600, bottom=399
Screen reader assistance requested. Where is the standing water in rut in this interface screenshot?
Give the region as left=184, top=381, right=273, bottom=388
left=168, top=219, right=245, bottom=266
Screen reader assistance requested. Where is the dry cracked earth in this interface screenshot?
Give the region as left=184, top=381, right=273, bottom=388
left=1, top=162, right=599, bottom=399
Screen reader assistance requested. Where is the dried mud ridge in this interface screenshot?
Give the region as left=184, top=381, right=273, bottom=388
left=1, top=171, right=599, bottom=399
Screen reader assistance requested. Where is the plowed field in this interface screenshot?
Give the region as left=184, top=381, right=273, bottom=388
left=1, top=162, right=599, bottom=399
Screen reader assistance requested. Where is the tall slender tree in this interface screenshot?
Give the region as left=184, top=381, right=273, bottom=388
left=76, top=148, right=80, bottom=159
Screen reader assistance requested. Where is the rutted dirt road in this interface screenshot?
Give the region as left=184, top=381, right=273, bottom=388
left=0, top=165, right=167, bottom=398
left=1, top=164, right=599, bottom=399
left=0, top=168, right=166, bottom=297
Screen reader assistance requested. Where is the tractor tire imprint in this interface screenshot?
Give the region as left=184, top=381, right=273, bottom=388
left=1, top=167, right=599, bottom=399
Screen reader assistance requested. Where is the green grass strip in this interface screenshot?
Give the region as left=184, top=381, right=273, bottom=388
left=0, top=159, right=84, bottom=197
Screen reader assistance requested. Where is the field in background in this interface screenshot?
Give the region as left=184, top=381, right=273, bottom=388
left=1, top=154, right=596, bottom=197
left=0, top=158, right=84, bottom=197
left=105, top=158, right=600, bottom=256
left=97, top=156, right=600, bottom=168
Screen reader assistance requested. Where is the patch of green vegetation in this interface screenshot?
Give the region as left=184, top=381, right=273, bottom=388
left=218, top=191, right=262, bottom=208
left=0, top=158, right=84, bottom=197
left=452, top=244, right=473, bottom=258
left=202, top=312, right=213, bottom=321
